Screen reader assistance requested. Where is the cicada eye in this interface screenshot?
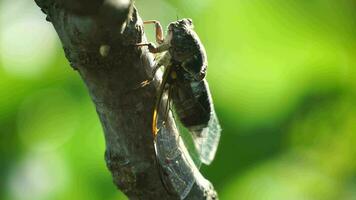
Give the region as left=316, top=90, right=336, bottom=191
left=167, top=24, right=175, bottom=33
left=185, top=18, right=194, bottom=28
left=187, top=18, right=193, bottom=24
left=195, top=72, right=206, bottom=81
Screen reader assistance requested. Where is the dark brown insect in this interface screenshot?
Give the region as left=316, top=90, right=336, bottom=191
left=137, top=18, right=221, bottom=198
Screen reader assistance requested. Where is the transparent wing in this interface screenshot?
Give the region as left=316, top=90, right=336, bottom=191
left=152, top=63, right=196, bottom=199
left=188, top=80, right=221, bottom=165
left=173, top=113, right=203, bottom=168
left=152, top=63, right=220, bottom=198
left=154, top=122, right=196, bottom=200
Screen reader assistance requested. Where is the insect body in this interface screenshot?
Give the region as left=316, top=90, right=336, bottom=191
left=137, top=18, right=221, bottom=198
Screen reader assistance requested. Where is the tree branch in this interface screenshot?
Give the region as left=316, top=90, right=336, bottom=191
left=34, top=0, right=218, bottom=199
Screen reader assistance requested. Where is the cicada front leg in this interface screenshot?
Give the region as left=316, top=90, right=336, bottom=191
left=135, top=20, right=170, bottom=88
left=136, top=42, right=169, bottom=54
left=143, top=20, right=164, bottom=44
left=136, top=19, right=168, bottom=53
left=135, top=51, right=171, bottom=89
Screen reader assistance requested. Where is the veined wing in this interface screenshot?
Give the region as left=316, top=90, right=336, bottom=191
left=152, top=64, right=220, bottom=198
left=188, top=80, right=221, bottom=165
left=154, top=121, right=197, bottom=200
left=152, top=62, right=196, bottom=199
left=170, top=105, right=203, bottom=168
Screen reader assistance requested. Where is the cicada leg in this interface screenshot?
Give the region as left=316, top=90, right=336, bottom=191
left=162, top=85, right=173, bottom=127
left=134, top=19, right=171, bottom=88
left=137, top=62, right=162, bottom=87
left=133, top=52, right=171, bottom=89
left=143, top=20, right=164, bottom=44
left=135, top=42, right=169, bottom=54
left=152, top=64, right=173, bottom=137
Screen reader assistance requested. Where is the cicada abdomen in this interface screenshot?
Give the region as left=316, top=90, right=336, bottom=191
left=171, top=66, right=221, bottom=165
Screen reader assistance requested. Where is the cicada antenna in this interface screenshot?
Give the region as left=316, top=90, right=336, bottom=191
left=175, top=8, right=179, bottom=21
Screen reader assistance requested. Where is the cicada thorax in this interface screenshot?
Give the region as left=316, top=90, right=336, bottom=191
left=169, top=26, right=207, bottom=81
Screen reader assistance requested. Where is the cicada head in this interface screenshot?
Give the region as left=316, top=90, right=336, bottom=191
left=168, top=18, right=194, bottom=36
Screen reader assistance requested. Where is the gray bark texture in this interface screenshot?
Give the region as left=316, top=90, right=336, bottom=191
left=34, top=0, right=218, bottom=199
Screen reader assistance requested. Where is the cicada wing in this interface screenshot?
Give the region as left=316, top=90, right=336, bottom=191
left=152, top=65, right=196, bottom=199
left=154, top=118, right=196, bottom=200
left=190, top=109, right=221, bottom=165
left=188, top=80, right=221, bottom=165
left=170, top=74, right=221, bottom=166
left=172, top=112, right=203, bottom=168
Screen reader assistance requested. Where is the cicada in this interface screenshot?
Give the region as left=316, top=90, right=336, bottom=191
left=137, top=18, right=221, bottom=199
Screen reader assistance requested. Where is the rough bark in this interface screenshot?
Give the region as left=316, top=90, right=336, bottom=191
left=34, top=0, right=217, bottom=199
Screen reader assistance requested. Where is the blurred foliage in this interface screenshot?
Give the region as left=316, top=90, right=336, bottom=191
left=1, top=0, right=356, bottom=199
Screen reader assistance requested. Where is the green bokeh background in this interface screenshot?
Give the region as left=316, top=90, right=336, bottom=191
left=1, top=0, right=356, bottom=199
